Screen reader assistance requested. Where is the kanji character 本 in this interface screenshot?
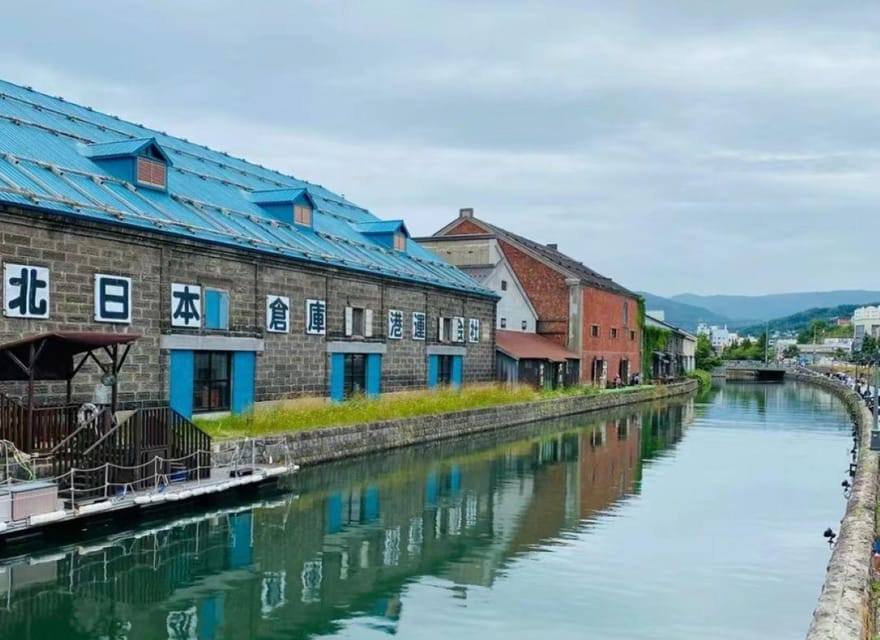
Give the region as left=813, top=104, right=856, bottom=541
left=266, top=295, right=290, bottom=333
left=171, top=283, right=201, bottom=328
left=412, top=312, right=426, bottom=340
left=306, top=299, right=326, bottom=335
left=3, top=263, right=49, bottom=319
left=388, top=309, right=404, bottom=339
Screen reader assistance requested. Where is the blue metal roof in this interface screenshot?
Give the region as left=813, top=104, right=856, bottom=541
left=0, top=79, right=492, bottom=297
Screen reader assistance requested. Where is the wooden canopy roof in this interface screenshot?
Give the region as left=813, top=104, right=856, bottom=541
left=0, top=332, right=140, bottom=381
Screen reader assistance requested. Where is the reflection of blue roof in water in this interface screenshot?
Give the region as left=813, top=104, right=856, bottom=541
left=0, top=79, right=491, bottom=297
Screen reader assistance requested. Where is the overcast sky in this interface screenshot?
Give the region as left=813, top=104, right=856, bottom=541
left=1, top=1, right=877, bottom=296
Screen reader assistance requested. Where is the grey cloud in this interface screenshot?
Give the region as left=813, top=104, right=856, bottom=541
left=0, top=0, right=878, bottom=295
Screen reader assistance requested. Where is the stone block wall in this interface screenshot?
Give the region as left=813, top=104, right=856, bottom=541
left=0, top=206, right=497, bottom=407
left=215, top=380, right=698, bottom=468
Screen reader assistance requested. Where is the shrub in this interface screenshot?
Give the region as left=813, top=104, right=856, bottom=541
left=686, top=369, right=712, bottom=392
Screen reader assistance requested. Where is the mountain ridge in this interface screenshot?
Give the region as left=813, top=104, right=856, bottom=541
left=669, top=290, right=880, bottom=322
left=637, top=292, right=736, bottom=333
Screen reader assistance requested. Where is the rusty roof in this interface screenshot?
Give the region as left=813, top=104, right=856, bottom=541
left=496, top=330, right=580, bottom=363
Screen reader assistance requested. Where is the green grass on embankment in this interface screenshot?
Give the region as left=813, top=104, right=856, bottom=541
left=195, top=383, right=654, bottom=439
left=686, top=369, right=712, bottom=392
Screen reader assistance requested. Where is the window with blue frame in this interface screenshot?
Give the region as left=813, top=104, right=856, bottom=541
left=204, top=288, right=229, bottom=330
left=194, top=352, right=231, bottom=412
left=344, top=354, right=367, bottom=398
left=438, top=355, right=453, bottom=385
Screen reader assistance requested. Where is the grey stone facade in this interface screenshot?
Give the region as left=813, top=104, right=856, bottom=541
left=0, top=206, right=496, bottom=408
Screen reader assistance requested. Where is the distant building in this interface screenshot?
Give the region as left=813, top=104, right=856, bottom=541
left=822, top=337, right=853, bottom=352
left=799, top=343, right=849, bottom=362
left=836, top=317, right=852, bottom=327
left=852, top=306, right=880, bottom=340
left=417, top=233, right=579, bottom=389
left=697, top=324, right=737, bottom=350
left=420, top=208, right=641, bottom=387
left=645, top=314, right=696, bottom=377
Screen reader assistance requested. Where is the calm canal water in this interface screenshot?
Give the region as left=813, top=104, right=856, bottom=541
left=0, top=382, right=853, bottom=640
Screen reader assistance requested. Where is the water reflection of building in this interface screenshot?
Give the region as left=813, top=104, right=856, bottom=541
left=0, top=401, right=691, bottom=639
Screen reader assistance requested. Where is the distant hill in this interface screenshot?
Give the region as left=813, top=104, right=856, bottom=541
left=671, top=290, right=880, bottom=322
left=638, top=292, right=734, bottom=332
left=740, top=302, right=877, bottom=336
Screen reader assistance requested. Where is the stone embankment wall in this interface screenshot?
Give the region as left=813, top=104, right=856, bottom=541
left=215, top=380, right=698, bottom=468
left=795, top=371, right=878, bottom=640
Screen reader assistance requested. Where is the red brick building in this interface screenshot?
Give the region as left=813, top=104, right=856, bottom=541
left=429, top=209, right=641, bottom=386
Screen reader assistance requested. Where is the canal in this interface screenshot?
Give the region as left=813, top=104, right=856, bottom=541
left=0, top=382, right=853, bottom=640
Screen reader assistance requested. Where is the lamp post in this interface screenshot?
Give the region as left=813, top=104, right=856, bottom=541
left=871, top=352, right=880, bottom=450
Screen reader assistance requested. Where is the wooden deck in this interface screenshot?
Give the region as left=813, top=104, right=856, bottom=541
left=0, top=462, right=296, bottom=542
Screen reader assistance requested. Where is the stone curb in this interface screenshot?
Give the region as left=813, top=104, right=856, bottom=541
left=214, top=380, right=699, bottom=468
left=795, top=373, right=877, bottom=640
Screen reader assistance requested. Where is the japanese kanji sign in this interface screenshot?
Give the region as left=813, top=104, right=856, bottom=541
left=468, top=318, right=481, bottom=343
left=388, top=309, right=404, bottom=339
left=3, top=263, right=49, bottom=319
left=171, top=283, right=202, bottom=328
left=94, top=274, right=132, bottom=324
left=306, top=299, right=326, bottom=335
left=453, top=316, right=466, bottom=343
left=266, top=295, right=290, bottom=333
left=412, top=312, right=426, bottom=340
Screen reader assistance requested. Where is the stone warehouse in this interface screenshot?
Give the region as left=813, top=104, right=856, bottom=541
left=0, top=80, right=496, bottom=418
left=420, top=209, right=641, bottom=387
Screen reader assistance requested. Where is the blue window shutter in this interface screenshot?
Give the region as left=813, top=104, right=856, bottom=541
left=450, top=464, right=461, bottom=493
left=228, top=512, right=253, bottom=569
left=425, top=471, right=439, bottom=506
left=366, top=354, right=382, bottom=397
left=451, top=355, right=463, bottom=387
left=327, top=493, right=344, bottom=533
left=427, top=355, right=439, bottom=388
left=169, top=350, right=194, bottom=419
left=219, top=291, right=229, bottom=329
left=363, top=486, right=380, bottom=523
left=205, top=289, right=229, bottom=330
left=330, top=353, right=345, bottom=401
left=231, top=352, right=256, bottom=414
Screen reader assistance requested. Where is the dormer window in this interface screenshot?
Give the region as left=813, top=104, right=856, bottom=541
left=82, top=137, right=172, bottom=192
left=294, top=204, right=312, bottom=226
left=250, top=188, right=316, bottom=228
left=354, top=220, right=410, bottom=251
left=137, top=156, right=167, bottom=189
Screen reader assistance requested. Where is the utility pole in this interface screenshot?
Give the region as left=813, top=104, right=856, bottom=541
left=764, top=321, right=769, bottom=365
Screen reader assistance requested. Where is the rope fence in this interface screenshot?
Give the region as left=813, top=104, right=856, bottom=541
left=0, top=436, right=294, bottom=507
